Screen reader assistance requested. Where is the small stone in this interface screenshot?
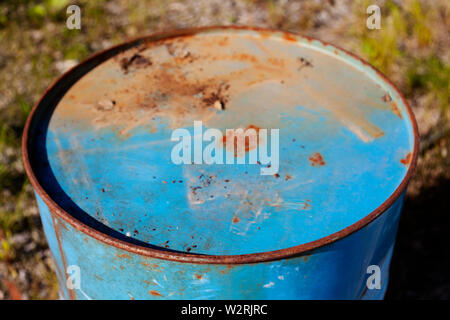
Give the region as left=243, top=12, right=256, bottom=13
left=97, top=99, right=115, bottom=111
left=382, top=93, right=392, bottom=102
left=54, top=59, right=78, bottom=74
left=213, top=100, right=224, bottom=110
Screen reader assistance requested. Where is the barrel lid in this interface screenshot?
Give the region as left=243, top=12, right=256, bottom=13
left=24, top=27, right=418, bottom=261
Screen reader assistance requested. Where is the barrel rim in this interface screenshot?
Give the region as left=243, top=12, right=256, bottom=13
left=22, top=25, right=420, bottom=265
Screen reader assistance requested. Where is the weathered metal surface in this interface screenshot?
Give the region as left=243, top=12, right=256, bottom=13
left=22, top=26, right=419, bottom=299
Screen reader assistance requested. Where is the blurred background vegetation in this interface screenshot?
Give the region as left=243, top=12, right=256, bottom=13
left=0, top=0, right=448, bottom=299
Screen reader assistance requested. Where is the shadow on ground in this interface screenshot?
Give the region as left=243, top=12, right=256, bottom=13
left=386, top=177, right=450, bottom=299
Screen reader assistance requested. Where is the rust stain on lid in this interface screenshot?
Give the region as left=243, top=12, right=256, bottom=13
left=309, top=152, right=326, bottom=167
left=400, top=152, right=413, bottom=165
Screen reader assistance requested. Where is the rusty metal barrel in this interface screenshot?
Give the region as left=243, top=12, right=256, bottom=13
left=22, top=26, right=418, bottom=299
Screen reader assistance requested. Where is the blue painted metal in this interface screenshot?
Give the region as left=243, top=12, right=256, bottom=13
left=23, top=27, right=418, bottom=299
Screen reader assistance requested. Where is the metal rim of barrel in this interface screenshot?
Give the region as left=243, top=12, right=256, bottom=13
left=21, top=25, right=420, bottom=265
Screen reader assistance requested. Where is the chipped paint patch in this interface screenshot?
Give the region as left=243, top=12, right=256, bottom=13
left=308, top=152, right=326, bottom=166
left=149, top=290, right=163, bottom=297
left=400, top=152, right=412, bottom=165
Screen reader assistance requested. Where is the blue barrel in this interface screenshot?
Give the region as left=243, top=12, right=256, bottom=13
left=22, top=26, right=418, bottom=300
